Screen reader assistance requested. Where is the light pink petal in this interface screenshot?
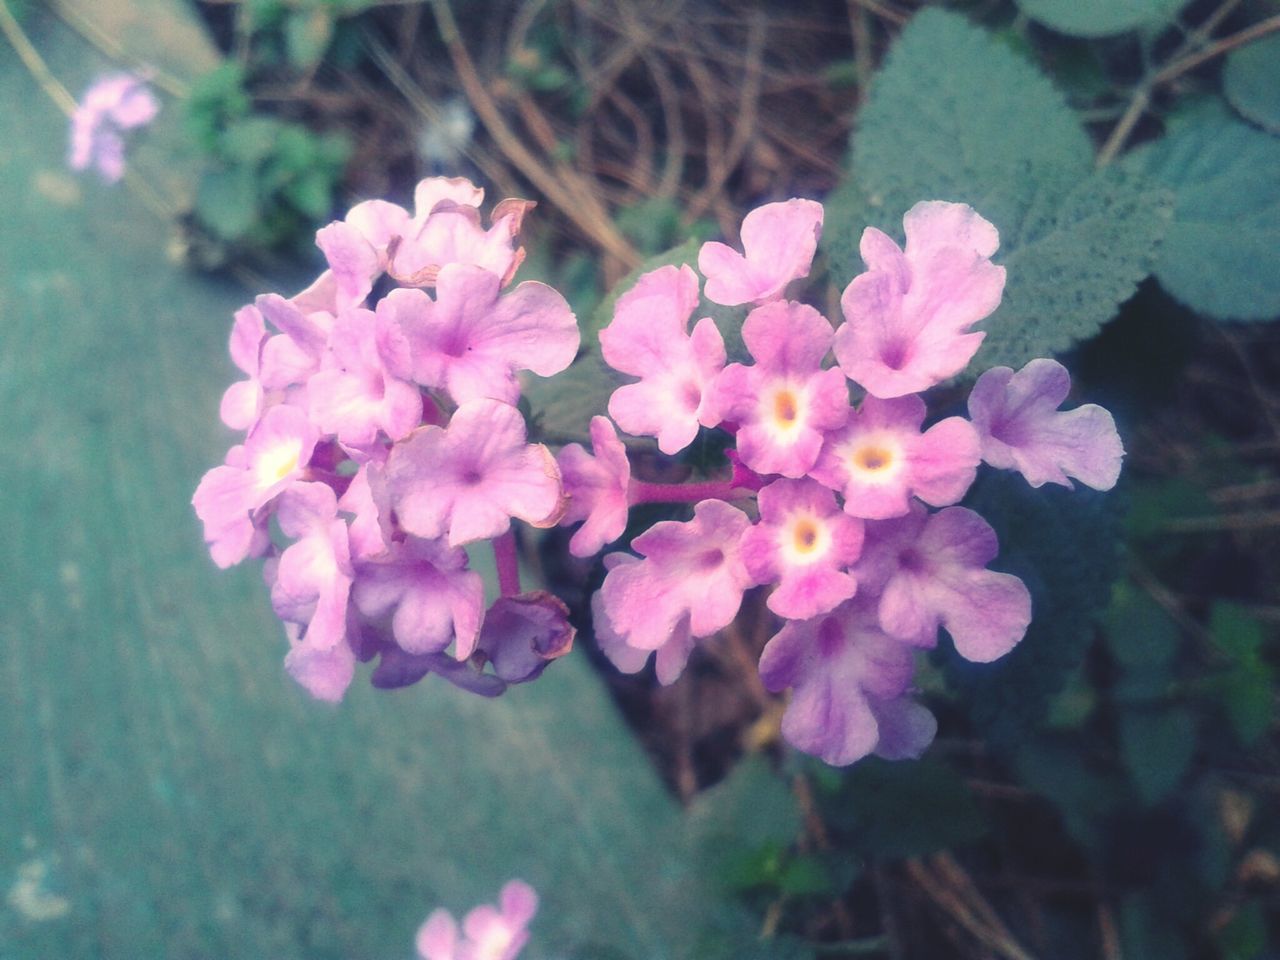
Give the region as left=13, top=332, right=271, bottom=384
left=969, top=359, right=1124, bottom=490
left=416, top=909, right=460, bottom=960
left=557, top=416, right=631, bottom=557
left=315, top=222, right=379, bottom=307
left=699, top=199, right=823, bottom=306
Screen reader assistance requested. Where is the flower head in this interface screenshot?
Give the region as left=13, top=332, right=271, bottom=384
left=69, top=72, right=159, bottom=182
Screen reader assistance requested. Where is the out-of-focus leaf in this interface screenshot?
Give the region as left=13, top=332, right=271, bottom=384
left=523, top=352, right=622, bottom=444
left=822, top=759, right=986, bottom=858
left=686, top=755, right=802, bottom=854
left=825, top=9, right=1169, bottom=370
left=1214, top=902, right=1268, bottom=960
left=1120, top=891, right=1190, bottom=960
left=196, top=165, right=260, bottom=240
left=284, top=7, right=334, bottom=69
left=1134, top=100, right=1280, bottom=321
left=1014, top=737, right=1126, bottom=850
left=1222, top=34, right=1280, bottom=135
left=1103, top=582, right=1180, bottom=669
left=1211, top=603, right=1275, bottom=746
left=1015, top=0, right=1188, bottom=37
left=1119, top=706, right=1197, bottom=805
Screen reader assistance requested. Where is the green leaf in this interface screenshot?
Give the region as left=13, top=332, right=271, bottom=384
left=1210, top=603, right=1275, bottom=746
left=1013, top=736, right=1126, bottom=850
left=1214, top=902, right=1268, bottom=960
left=195, top=165, right=261, bottom=240
left=523, top=352, right=622, bottom=444
left=1118, top=706, right=1198, bottom=805
left=823, top=758, right=987, bottom=858
left=1103, top=582, right=1181, bottom=669
left=686, top=756, right=802, bottom=854
left=1014, top=0, right=1188, bottom=37
left=825, top=9, right=1169, bottom=369
left=0, top=14, right=752, bottom=959
left=222, top=115, right=285, bottom=166
left=1224, top=34, right=1280, bottom=135
left=284, top=7, right=334, bottom=70
left=1134, top=100, right=1280, bottom=321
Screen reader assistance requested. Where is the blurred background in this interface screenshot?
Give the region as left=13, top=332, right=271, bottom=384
left=2, top=0, right=1279, bottom=958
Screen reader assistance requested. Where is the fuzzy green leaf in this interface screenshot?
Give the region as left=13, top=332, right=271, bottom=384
left=1224, top=35, right=1280, bottom=134
left=1135, top=100, right=1280, bottom=321
left=1015, top=0, right=1188, bottom=37
left=1119, top=706, right=1198, bottom=805
left=825, top=9, right=1169, bottom=369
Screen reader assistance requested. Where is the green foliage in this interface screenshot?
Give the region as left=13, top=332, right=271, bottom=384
left=1224, top=34, right=1280, bottom=134
left=1210, top=603, right=1275, bottom=746
left=947, top=471, right=1124, bottom=743
left=825, top=8, right=1170, bottom=370
left=1134, top=100, right=1280, bottom=321
left=818, top=758, right=987, bottom=859
left=185, top=65, right=351, bottom=257
left=1014, top=0, right=1188, bottom=37
left=1119, top=706, right=1197, bottom=805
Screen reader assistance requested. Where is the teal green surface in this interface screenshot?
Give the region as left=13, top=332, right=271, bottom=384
left=0, top=11, right=724, bottom=959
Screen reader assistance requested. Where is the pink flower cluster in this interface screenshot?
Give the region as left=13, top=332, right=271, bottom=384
left=574, top=198, right=1124, bottom=765
left=193, top=177, right=579, bottom=702
left=416, top=880, right=538, bottom=960
left=69, top=72, right=159, bottom=182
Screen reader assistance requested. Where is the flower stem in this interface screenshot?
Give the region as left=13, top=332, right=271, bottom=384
left=628, top=478, right=749, bottom=505
left=492, top=530, right=522, bottom=597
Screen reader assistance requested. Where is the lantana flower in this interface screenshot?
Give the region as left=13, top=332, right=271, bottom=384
left=810, top=394, right=980, bottom=519
left=598, top=499, right=760, bottom=678
left=556, top=416, right=631, bottom=557
left=69, top=72, right=159, bottom=182
left=968, top=358, right=1124, bottom=490
left=599, top=264, right=725, bottom=454
left=192, top=404, right=319, bottom=567
left=382, top=398, right=565, bottom=547
left=416, top=880, right=538, bottom=960
left=833, top=201, right=1005, bottom=399
left=740, top=478, right=864, bottom=621
left=710, top=300, right=850, bottom=477
left=758, top=598, right=935, bottom=765
left=858, top=505, right=1032, bottom=662
left=385, top=264, right=579, bottom=406
left=351, top=536, right=485, bottom=658
left=698, top=198, right=824, bottom=306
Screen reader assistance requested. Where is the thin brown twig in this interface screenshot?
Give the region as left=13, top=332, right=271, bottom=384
left=1098, top=11, right=1280, bottom=166
left=427, top=0, right=639, bottom=266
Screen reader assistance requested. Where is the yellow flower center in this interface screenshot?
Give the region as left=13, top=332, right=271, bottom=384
left=854, top=445, right=893, bottom=472
left=256, top=441, right=302, bottom=489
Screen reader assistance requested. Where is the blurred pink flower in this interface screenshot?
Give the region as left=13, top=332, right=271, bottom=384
left=69, top=72, right=159, bottom=182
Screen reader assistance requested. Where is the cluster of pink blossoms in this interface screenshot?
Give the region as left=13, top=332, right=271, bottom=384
left=415, top=880, right=537, bottom=960
left=193, top=176, right=1123, bottom=767
left=572, top=198, right=1124, bottom=765
left=194, top=177, right=581, bottom=701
